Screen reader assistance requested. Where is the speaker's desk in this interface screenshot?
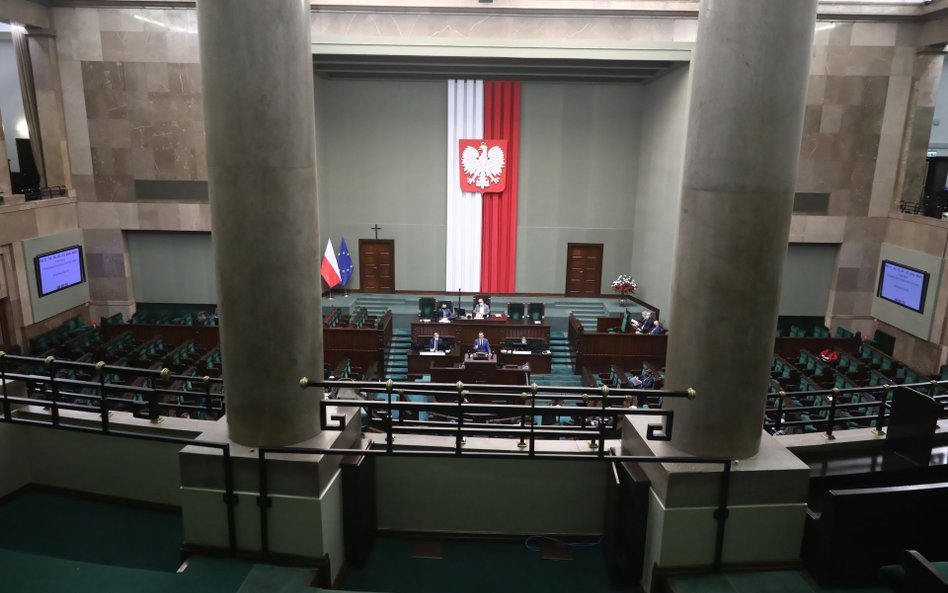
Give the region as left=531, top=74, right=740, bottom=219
left=407, top=348, right=462, bottom=376
left=411, top=316, right=550, bottom=351
left=428, top=354, right=531, bottom=389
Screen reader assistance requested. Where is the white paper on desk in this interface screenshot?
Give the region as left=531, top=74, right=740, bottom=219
left=420, top=351, right=446, bottom=356
left=512, top=350, right=531, bottom=355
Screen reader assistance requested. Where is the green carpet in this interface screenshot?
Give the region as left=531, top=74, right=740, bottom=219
left=0, top=490, right=183, bottom=571
left=339, top=538, right=619, bottom=593
left=667, top=571, right=894, bottom=593
left=0, top=549, right=253, bottom=593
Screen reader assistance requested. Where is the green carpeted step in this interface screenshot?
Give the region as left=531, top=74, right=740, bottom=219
left=666, top=571, right=821, bottom=593
left=234, top=564, right=316, bottom=593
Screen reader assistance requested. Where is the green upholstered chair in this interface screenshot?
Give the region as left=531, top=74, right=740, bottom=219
left=608, top=311, right=630, bottom=333
left=507, top=302, right=525, bottom=320
left=527, top=302, right=545, bottom=322
left=419, top=297, right=436, bottom=318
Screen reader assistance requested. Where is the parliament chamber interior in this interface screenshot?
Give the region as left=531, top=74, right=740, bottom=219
left=2, top=1, right=948, bottom=592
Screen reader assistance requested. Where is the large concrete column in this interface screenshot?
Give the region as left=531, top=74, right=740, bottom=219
left=665, top=0, right=817, bottom=459
left=197, top=0, right=322, bottom=446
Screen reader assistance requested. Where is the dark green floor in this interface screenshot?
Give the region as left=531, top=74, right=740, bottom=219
left=0, top=490, right=902, bottom=593
left=667, top=571, right=892, bottom=593
left=0, top=489, right=184, bottom=571
left=0, top=549, right=254, bottom=593
left=339, top=537, right=620, bottom=593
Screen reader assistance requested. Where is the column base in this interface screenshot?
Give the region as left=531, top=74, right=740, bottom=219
left=178, top=410, right=361, bottom=580
left=621, top=416, right=810, bottom=590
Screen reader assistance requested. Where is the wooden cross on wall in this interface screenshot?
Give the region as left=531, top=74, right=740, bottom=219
left=371, top=224, right=382, bottom=239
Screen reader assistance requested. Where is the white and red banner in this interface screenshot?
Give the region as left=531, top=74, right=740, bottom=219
left=445, top=80, right=521, bottom=293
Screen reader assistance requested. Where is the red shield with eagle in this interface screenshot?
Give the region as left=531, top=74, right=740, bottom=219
left=459, top=139, right=507, bottom=193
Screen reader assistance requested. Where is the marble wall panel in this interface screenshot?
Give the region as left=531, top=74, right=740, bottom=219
left=55, top=6, right=206, bottom=205
left=82, top=228, right=134, bottom=307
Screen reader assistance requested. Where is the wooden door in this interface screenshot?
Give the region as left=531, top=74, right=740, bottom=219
left=565, top=243, right=603, bottom=296
left=0, top=298, right=11, bottom=347
left=359, top=239, right=395, bottom=293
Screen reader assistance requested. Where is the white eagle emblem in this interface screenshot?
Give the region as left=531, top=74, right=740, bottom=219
left=462, top=141, right=505, bottom=190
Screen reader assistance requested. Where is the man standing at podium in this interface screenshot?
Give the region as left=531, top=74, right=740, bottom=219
left=473, top=331, right=492, bottom=354
left=429, top=332, right=444, bottom=352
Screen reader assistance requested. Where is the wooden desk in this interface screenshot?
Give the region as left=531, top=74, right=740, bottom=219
left=429, top=354, right=530, bottom=387
left=407, top=349, right=462, bottom=375
left=498, top=351, right=552, bottom=374
left=412, top=317, right=550, bottom=354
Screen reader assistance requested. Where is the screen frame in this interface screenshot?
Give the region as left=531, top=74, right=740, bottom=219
left=34, top=245, right=87, bottom=298
left=876, top=259, right=930, bottom=314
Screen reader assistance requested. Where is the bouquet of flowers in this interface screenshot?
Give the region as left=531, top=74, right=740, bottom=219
left=612, top=274, right=637, bottom=295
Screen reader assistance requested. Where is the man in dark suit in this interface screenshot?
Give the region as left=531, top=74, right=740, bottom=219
left=473, top=331, right=491, bottom=354
left=429, top=331, right=445, bottom=352
left=636, top=310, right=655, bottom=334
left=438, top=303, right=453, bottom=320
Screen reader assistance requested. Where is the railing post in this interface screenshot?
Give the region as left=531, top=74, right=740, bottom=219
left=930, top=379, right=938, bottom=398
left=774, top=390, right=786, bottom=433
left=204, top=375, right=214, bottom=419
left=528, top=383, right=537, bottom=457
left=872, top=384, right=889, bottom=436
left=149, top=368, right=170, bottom=423
left=45, top=356, right=60, bottom=426
left=0, top=351, right=9, bottom=422
left=257, top=448, right=271, bottom=559
left=597, top=385, right=608, bottom=454
left=517, top=391, right=528, bottom=449
left=222, top=445, right=237, bottom=556
left=713, top=459, right=732, bottom=571
left=584, top=393, right=596, bottom=450
left=385, top=379, right=394, bottom=453
left=825, top=388, right=838, bottom=441
left=455, top=381, right=465, bottom=453
left=97, top=361, right=109, bottom=432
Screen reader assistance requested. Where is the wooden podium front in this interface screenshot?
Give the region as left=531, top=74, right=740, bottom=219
left=429, top=353, right=530, bottom=387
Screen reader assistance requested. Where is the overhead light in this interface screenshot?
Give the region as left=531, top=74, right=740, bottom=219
left=15, top=118, right=29, bottom=138
left=131, top=14, right=196, bottom=34
left=815, top=23, right=838, bottom=32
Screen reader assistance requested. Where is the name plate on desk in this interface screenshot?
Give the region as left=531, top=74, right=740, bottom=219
left=420, top=351, right=447, bottom=356
left=512, top=350, right=532, bottom=355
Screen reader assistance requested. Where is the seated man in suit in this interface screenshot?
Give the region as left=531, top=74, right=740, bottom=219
left=634, top=310, right=655, bottom=334
left=473, top=298, right=490, bottom=318
left=429, top=331, right=445, bottom=352
left=472, top=331, right=492, bottom=354
left=649, top=319, right=666, bottom=335
left=437, top=303, right=453, bottom=321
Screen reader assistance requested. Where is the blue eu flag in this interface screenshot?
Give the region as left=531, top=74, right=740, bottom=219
left=337, top=237, right=354, bottom=287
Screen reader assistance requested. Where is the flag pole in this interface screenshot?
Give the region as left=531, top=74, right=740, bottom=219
left=327, top=286, right=333, bottom=301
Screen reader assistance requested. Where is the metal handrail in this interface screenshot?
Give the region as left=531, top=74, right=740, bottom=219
left=765, top=379, right=948, bottom=438
left=0, top=351, right=236, bottom=554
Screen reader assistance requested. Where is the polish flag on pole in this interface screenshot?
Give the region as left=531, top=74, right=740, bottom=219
left=321, top=239, right=342, bottom=287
